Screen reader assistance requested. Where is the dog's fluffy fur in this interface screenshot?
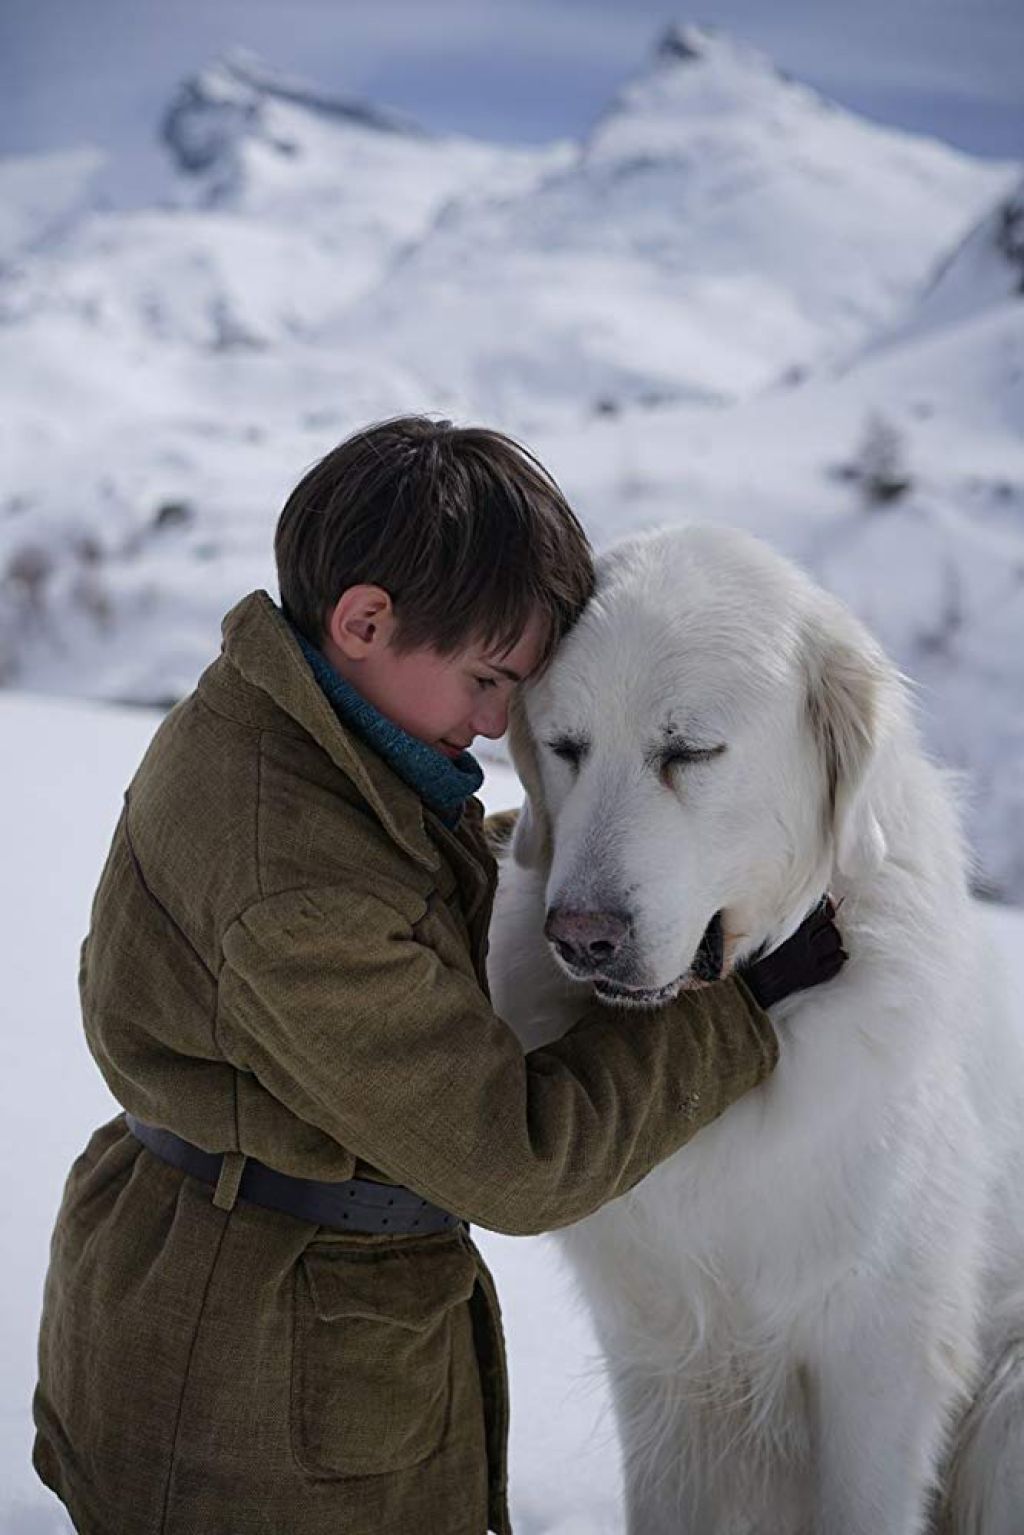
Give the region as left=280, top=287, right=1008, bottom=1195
left=487, top=526, right=1024, bottom=1535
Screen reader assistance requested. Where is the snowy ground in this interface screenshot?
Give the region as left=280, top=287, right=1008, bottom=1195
left=2, top=690, right=1023, bottom=1534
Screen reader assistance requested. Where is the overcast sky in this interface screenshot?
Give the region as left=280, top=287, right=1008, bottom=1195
left=2, top=0, right=1021, bottom=199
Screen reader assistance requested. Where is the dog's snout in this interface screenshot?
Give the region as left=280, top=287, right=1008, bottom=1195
left=544, top=908, right=631, bottom=972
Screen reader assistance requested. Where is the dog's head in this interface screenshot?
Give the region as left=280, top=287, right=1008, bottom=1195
left=508, top=525, right=898, bottom=1008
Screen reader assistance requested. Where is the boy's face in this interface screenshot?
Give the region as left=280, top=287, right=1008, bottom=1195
left=323, top=590, right=548, bottom=758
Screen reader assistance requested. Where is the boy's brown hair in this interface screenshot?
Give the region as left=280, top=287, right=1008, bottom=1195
left=274, top=415, right=594, bottom=667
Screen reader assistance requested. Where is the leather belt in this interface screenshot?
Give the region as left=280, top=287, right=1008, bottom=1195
left=124, top=1114, right=462, bottom=1235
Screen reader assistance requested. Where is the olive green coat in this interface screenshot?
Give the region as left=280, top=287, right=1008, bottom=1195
left=33, top=590, right=779, bottom=1535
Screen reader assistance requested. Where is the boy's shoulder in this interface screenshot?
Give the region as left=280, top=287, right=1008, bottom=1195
left=129, top=594, right=499, bottom=942
left=208, top=593, right=441, bottom=862
left=192, top=590, right=318, bottom=738
left=126, top=594, right=444, bottom=928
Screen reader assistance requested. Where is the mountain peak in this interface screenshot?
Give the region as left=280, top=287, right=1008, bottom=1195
left=585, top=21, right=809, bottom=164
left=161, top=49, right=424, bottom=182
left=212, top=49, right=423, bottom=137
left=648, top=23, right=818, bottom=101
left=655, top=23, right=713, bottom=64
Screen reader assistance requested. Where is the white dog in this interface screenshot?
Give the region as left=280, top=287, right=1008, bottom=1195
left=487, top=525, right=1024, bottom=1535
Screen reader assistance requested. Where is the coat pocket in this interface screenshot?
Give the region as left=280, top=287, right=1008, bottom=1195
left=290, top=1235, right=478, bottom=1478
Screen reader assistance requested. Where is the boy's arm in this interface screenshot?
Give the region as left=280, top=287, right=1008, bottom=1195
left=218, top=883, right=778, bottom=1236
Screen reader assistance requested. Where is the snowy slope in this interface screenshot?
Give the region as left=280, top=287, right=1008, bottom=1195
left=3, top=51, right=563, bottom=347
left=0, top=24, right=1021, bottom=896
left=346, top=25, right=1013, bottom=418
left=0, top=148, right=106, bottom=266
left=882, top=172, right=1024, bottom=345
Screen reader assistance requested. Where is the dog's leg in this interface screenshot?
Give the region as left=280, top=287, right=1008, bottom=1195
left=607, top=1363, right=719, bottom=1535
left=939, top=1334, right=1024, bottom=1535
left=807, top=1300, right=973, bottom=1535
left=609, top=1364, right=809, bottom=1535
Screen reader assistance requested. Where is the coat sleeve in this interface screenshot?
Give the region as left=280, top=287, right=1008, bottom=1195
left=218, top=883, right=779, bottom=1236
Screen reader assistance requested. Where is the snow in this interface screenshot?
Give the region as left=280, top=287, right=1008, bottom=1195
left=2, top=691, right=1023, bottom=1534
left=0, top=149, right=106, bottom=265
left=882, top=174, right=1024, bottom=346
left=348, top=24, right=1012, bottom=416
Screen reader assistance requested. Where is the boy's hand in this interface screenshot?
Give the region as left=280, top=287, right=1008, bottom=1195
left=736, top=895, right=847, bottom=1010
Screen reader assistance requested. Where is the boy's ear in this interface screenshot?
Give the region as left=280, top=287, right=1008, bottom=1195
left=507, top=691, right=552, bottom=870
left=327, top=585, right=395, bottom=658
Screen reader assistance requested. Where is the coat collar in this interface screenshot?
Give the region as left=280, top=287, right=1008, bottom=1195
left=290, top=625, right=484, bottom=826
left=218, top=590, right=444, bottom=872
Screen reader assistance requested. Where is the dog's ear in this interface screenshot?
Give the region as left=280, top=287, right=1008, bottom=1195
left=506, top=691, right=551, bottom=870
left=802, top=614, right=889, bottom=879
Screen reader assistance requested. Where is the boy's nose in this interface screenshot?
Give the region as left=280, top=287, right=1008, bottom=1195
left=473, top=695, right=510, bottom=739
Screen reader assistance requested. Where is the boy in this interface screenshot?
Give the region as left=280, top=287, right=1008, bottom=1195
left=33, top=416, right=844, bottom=1535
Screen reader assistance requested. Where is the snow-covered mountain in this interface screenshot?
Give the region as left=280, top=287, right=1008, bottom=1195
left=346, top=24, right=1010, bottom=419
left=0, top=24, right=1021, bottom=895
left=882, top=173, right=1024, bottom=346
left=0, top=148, right=107, bottom=266
left=2, top=50, right=562, bottom=350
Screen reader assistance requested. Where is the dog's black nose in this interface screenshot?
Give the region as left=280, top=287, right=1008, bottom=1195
left=544, top=909, right=630, bottom=972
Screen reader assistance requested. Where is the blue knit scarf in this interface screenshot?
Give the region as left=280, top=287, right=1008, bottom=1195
left=292, top=626, right=484, bottom=828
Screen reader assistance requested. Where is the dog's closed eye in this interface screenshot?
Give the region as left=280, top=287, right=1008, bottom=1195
left=659, top=741, right=727, bottom=767
left=657, top=740, right=727, bottom=788
left=547, top=735, right=589, bottom=769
